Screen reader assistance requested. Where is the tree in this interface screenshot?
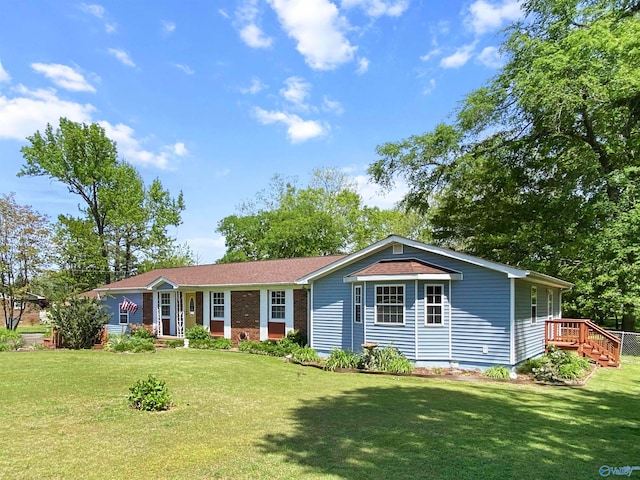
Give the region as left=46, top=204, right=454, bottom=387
left=0, top=194, right=50, bottom=330
left=369, top=0, right=640, bottom=328
left=19, top=118, right=191, bottom=289
left=216, top=169, right=430, bottom=262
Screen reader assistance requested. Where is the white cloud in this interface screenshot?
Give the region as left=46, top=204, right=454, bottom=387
left=280, top=77, right=311, bottom=108
left=341, top=0, right=409, bottom=17
left=162, top=20, right=176, bottom=34
left=477, top=46, right=503, bottom=68
left=351, top=173, right=409, bottom=209
left=0, top=60, right=11, bottom=83
left=79, top=3, right=105, bottom=18
left=420, top=48, right=441, bottom=62
left=440, top=43, right=476, bottom=69
left=267, top=0, right=357, bottom=70
left=240, top=77, right=267, bottom=95
left=422, top=78, right=436, bottom=95
left=322, top=96, right=344, bottom=115
left=240, top=23, right=273, bottom=48
left=172, top=63, right=195, bottom=75
left=219, top=9, right=230, bottom=19
left=236, top=0, right=273, bottom=48
left=108, top=48, right=136, bottom=67
left=356, top=57, right=369, bottom=74
left=172, top=142, right=188, bottom=156
left=105, top=22, right=117, bottom=33
left=253, top=107, right=328, bottom=143
left=99, top=121, right=184, bottom=169
left=184, top=234, right=227, bottom=264
left=31, top=63, right=95, bottom=93
left=0, top=85, right=95, bottom=140
left=466, top=0, right=522, bottom=35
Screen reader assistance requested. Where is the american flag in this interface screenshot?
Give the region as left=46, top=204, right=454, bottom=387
left=119, top=297, right=138, bottom=314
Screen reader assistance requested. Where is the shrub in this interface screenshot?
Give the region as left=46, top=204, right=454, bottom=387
left=0, top=329, right=24, bottom=351
left=239, top=340, right=261, bottom=352
left=239, top=337, right=301, bottom=357
left=211, top=337, right=233, bottom=349
left=128, top=375, right=172, bottom=411
left=165, top=339, right=184, bottom=348
left=286, top=330, right=307, bottom=347
left=515, top=358, right=544, bottom=375
left=291, top=346, right=321, bottom=363
left=106, top=334, right=155, bottom=353
left=532, top=346, right=591, bottom=383
left=484, top=365, right=511, bottom=379
left=185, top=325, right=211, bottom=342
left=362, top=345, right=413, bottom=373
left=50, top=297, right=109, bottom=349
left=130, top=324, right=155, bottom=340
left=324, top=349, right=360, bottom=371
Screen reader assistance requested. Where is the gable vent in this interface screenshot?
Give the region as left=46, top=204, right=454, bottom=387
left=392, top=243, right=404, bottom=255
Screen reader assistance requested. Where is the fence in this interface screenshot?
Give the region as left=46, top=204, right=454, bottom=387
left=608, top=331, right=640, bottom=358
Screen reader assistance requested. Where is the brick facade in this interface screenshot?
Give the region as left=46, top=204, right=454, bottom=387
left=293, top=289, right=308, bottom=342
left=231, top=290, right=261, bottom=344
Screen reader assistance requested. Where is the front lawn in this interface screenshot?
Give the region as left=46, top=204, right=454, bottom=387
left=1, top=350, right=638, bottom=479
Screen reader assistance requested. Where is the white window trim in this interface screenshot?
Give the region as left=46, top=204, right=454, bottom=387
left=119, top=309, right=129, bottom=325
left=424, top=283, right=445, bottom=327
left=270, top=290, right=287, bottom=322
left=210, top=291, right=226, bottom=320
left=531, top=286, right=538, bottom=325
left=547, top=289, right=553, bottom=321
left=374, top=284, right=406, bottom=326
left=353, top=285, right=362, bottom=324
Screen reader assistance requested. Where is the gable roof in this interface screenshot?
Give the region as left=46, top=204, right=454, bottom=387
left=344, top=258, right=463, bottom=282
left=95, top=255, right=346, bottom=292
left=297, top=235, right=573, bottom=289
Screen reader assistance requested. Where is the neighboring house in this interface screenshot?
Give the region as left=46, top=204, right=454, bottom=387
left=1, top=293, right=48, bottom=327
left=94, top=236, right=573, bottom=369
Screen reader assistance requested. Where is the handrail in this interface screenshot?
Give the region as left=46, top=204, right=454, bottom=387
left=546, top=319, right=620, bottom=366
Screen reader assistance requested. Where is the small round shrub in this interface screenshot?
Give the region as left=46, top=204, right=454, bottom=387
left=185, top=325, right=211, bottom=342
left=291, top=346, right=321, bottom=363
left=286, top=330, right=307, bottom=347
left=0, top=329, right=24, bottom=351
left=484, top=365, right=511, bottom=379
left=515, top=358, right=543, bottom=375
left=324, top=349, right=360, bottom=371
left=128, top=375, right=172, bottom=411
left=130, top=324, right=155, bottom=340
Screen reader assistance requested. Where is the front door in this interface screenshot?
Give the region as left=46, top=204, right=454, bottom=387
left=185, top=292, right=197, bottom=330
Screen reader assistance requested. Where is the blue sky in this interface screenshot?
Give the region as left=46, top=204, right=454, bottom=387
left=0, top=0, right=520, bottom=264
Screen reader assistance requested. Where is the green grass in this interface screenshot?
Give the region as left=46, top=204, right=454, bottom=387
left=3, top=325, right=52, bottom=334
left=1, top=350, right=639, bottom=479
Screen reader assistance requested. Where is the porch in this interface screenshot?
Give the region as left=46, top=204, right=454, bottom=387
left=545, top=319, right=621, bottom=367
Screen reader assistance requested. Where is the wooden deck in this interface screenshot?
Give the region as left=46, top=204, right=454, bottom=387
left=545, top=319, right=621, bottom=367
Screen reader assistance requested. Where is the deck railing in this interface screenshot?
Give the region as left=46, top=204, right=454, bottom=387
left=546, top=319, right=621, bottom=366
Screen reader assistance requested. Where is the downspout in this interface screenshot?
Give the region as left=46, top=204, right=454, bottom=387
left=363, top=281, right=367, bottom=345
left=510, top=278, right=515, bottom=365
left=414, top=280, right=418, bottom=360
left=448, top=280, right=452, bottom=361
left=308, top=283, right=313, bottom=348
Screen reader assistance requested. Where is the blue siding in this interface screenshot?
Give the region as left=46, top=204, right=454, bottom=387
left=311, top=244, right=514, bottom=366
left=514, top=281, right=561, bottom=362
left=102, top=292, right=143, bottom=335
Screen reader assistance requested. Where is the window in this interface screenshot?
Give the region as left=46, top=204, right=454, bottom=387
left=12, top=300, right=22, bottom=310
left=531, top=286, right=538, bottom=325
left=119, top=308, right=129, bottom=325
left=425, top=285, right=444, bottom=325
left=161, top=293, right=171, bottom=318
left=211, top=292, right=225, bottom=319
left=375, top=285, right=404, bottom=324
left=189, top=297, right=195, bottom=315
left=547, top=289, right=553, bottom=321
left=353, top=285, right=362, bottom=323
left=271, top=291, right=286, bottom=320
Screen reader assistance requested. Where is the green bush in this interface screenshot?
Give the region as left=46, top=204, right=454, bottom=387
left=165, top=339, right=184, bottom=348
left=130, top=324, right=155, bottom=340
left=50, top=297, right=109, bottom=349
left=128, top=375, right=172, bottom=411
left=286, top=330, right=307, bottom=347
left=484, top=365, right=511, bottom=379
left=532, top=346, right=591, bottom=383
left=185, top=325, right=211, bottom=342
left=211, top=337, right=233, bottom=349
left=106, top=334, right=155, bottom=353
left=515, top=358, right=544, bottom=375
left=239, top=337, right=301, bottom=357
left=324, top=349, right=360, bottom=371
left=385, top=356, right=414, bottom=374
left=0, top=329, right=24, bottom=351
left=361, top=345, right=413, bottom=373
left=291, top=346, right=321, bottom=363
